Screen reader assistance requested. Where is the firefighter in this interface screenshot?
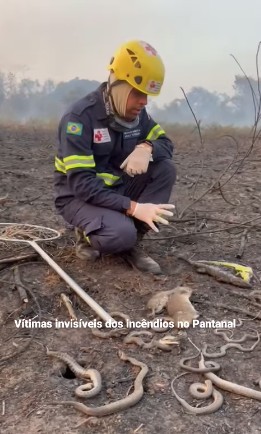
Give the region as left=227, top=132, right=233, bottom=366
left=54, top=40, right=176, bottom=274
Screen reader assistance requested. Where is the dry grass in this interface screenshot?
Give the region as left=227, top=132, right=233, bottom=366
left=0, top=119, right=58, bottom=132
left=0, top=120, right=252, bottom=140
left=43, top=269, right=62, bottom=288
left=163, top=123, right=252, bottom=143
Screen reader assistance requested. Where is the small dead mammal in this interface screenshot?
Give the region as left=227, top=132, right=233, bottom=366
left=166, top=286, right=199, bottom=326
left=147, top=288, right=180, bottom=316
left=147, top=286, right=199, bottom=327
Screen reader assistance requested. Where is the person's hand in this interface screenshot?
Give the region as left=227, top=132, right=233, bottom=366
left=120, top=143, right=152, bottom=176
left=131, top=203, right=175, bottom=232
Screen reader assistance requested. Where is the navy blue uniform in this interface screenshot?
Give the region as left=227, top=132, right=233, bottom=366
left=54, top=83, right=176, bottom=254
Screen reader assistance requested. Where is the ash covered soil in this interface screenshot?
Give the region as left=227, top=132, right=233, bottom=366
left=0, top=124, right=261, bottom=434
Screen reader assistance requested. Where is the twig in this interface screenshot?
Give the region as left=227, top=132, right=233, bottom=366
left=180, top=88, right=203, bottom=145
left=13, top=266, right=29, bottom=303
left=0, top=194, right=8, bottom=204
left=18, top=194, right=42, bottom=204
left=179, top=47, right=261, bottom=217
left=133, top=424, right=144, bottom=433
left=215, top=182, right=239, bottom=207
left=2, top=400, right=5, bottom=416
left=230, top=53, right=258, bottom=124
left=195, top=299, right=261, bottom=320
left=236, top=228, right=250, bottom=258
left=195, top=219, right=207, bottom=232
left=0, top=285, right=42, bottom=365
left=0, top=334, right=35, bottom=367
left=74, top=417, right=99, bottom=429
left=256, top=42, right=261, bottom=109
left=225, top=289, right=261, bottom=310
left=178, top=136, right=239, bottom=218
left=180, top=88, right=205, bottom=200
left=225, top=44, right=261, bottom=185
left=169, top=216, right=259, bottom=225
left=214, top=145, right=254, bottom=190
left=144, top=215, right=261, bottom=241
left=249, top=289, right=261, bottom=300
left=107, top=376, right=138, bottom=387
left=11, top=261, right=46, bottom=268
left=60, top=293, right=77, bottom=320
left=187, top=337, right=201, bottom=353
left=0, top=253, right=37, bottom=264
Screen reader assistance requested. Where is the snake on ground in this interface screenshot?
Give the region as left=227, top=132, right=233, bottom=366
left=171, top=374, right=224, bottom=415
left=47, top=349, right=102, bottom=398
left=198, top=353, right=261, bottom=400
left=49, top=350, right=149, bottom=417
left=213, top=327, right=257, bottom=343
left=123, top=330, right=180, bottom=351
left=173, top=350, right=261, bottom=414
left=202, top=330, right=260, bottom=358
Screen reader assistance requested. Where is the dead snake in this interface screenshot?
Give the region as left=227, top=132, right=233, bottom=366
left=47, top=349, right=102, bottom=398
left=174, top=350, right=261, bottom=414
left=49, top=350, right=149, bottom=417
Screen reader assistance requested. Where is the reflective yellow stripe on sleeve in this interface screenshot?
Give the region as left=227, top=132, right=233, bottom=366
left=96, top=172, right=121, bottom=186
left=146, top=124, right=165, bottom=141
left=63, top=155, right=96, bottom=170
left=55, top=157, right=66, bottom=174
left=55, top=157, right=120, bottom=186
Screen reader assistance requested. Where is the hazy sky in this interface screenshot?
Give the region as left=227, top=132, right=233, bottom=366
left=1, top=0, right=261, bottom=106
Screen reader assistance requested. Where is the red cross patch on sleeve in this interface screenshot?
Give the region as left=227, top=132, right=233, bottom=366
left=93, top=128, right=111, bottom=143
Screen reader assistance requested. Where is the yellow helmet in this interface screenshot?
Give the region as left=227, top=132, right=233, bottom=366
left=108, top=40, right=165, bottom=96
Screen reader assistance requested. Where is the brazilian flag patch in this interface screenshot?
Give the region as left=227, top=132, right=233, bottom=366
left=66, top=122, right=83, bottom=136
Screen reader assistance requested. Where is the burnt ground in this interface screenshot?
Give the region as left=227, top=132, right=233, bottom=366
left=0, top=124, right=261, bottom=434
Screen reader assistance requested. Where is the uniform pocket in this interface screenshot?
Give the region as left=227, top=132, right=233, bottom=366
left=83, top=216, right=103, bottom=236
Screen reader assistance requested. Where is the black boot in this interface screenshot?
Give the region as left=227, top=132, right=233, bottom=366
left=122, top=232, right=162, bottom=274
left=74, top=228, right=100, bottom=261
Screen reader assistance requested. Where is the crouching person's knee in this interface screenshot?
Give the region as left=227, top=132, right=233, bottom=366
left=91, top=217, right=137, bottom=254
left=157, top=159, right=176, bottom=185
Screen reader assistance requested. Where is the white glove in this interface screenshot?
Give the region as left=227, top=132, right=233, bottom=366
left=120, top=143, right=152, bottom=176
left=132, top=203, right=175, bottom=233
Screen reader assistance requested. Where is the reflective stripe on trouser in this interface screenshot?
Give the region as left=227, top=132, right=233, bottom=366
left=57, top=200, right=137, bottom=254
left=84, top=234, right=91, bottom=244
